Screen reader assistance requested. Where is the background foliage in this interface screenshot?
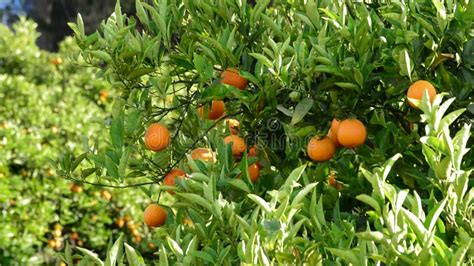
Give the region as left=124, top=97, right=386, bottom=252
left=0, top=19, right=155, bottom=264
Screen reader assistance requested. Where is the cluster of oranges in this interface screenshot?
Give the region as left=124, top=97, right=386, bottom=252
left=198, top=68, right=248, bottom=120
left=47, top=223, right=68, bottom=250
left=312, top=80, right=437, bottom=188
left=114, top=215, right=142, bottom=242
left=142, top=68, right=251, bottom=228
left=307, top=118, right=367, bottom=162
left=306, top=80, right=437, bottom=163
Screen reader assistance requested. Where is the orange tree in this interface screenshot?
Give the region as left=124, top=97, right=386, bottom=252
left=60, top=0, right=473, bottom=264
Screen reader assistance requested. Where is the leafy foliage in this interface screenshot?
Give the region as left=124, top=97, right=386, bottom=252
left=0, top=19, right=154, bottom=264
left=35, top=0, right=474, bottom=264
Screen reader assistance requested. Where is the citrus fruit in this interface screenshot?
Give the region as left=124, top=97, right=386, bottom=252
left=328, top=173, right=337, bottom=188
left=191, top=148, right=216, bottom=163
left=330, top=119, right=341, bottom=133
left=248, top=145, right=257, bottom=157
left=227, top=118, right=240, bottom=135
left=248, top=163, right=260, bottom=183
left=100, top=190, right=112, bottom=201
left=198, top=100, right=225, bottom=120
left=51, top=57, right=63, bottom=65
left=69, top=184, right=82, bottom=193
left=407, top=80, right=437, bottom=109
left=221, top=68, right=248, bottom=90
left=337, top=119, right=366, bottom=148
left=326, top=128, right=340, bottom=147
left=307, top=136, right=336, bottom=162
left=144, top=123, right=170, bottom=152
left=163, top=169, right=186, bottom=194
left=224, top=135, right=247, bottom=156
left=143, top=204, right=167, bottom=228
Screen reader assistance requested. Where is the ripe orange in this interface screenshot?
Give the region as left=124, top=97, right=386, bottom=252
left=247, top=145, right=262, bottom=169
left=198, top=100, right=225, bottom=120
left=248, top=145, right=257, bottom=157
left=326, top=129, right=340, bottom=147
left=131, top=228, right=140, bottom=237
left=327, top=119, right=341, bottom=147
left=330, top=119, right=340, bottom=133
left=144, top=123, right=170, bottom=152
left=70, top=232, right=79, bottom=241
left=163, top=169, right=186, bottom=194
left=48, top=239, right=56, bottom=248
left=69, top=184, right=82, bottom=193
left=143, top=204, right=167, bottom=228
left=248, top=163, right=260, bottom=183
left=227, top=118, right=240, bottom=135
left=337, top=119, right=366, bottom=148
left=53, top=229, right=62, bottom=238
left=221, top=68, right=248, bottom=90
left=51, top=57, right=63, bottom=65
left=100, top=190, right=112, bottom=201
left=115, top=218, right=125, bottom=228
left=224, top=135, right=247, bottom=156
left=407, top=80, right=437, bottom=109
left=99, top=90, right=108, bottom=103
left=307, top=137, right=336, bottom=162
left=191, top=148, right=216, bottom=163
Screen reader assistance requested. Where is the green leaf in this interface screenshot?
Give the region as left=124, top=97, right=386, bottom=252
left=291, top=98, right=314, bottom=125
left=105, top=234, right=124, bottom=266
left=193, top=53, right=213, bottom=81
left=382, top=153, right=402, bottom=181
left=105, top=156, right=119, bottom=178
left=81, top=167, right=98, bottom=178
left=401, top=208, right=428, bottom=243
left=77, top=247, right=104, bottom=266
left=334, top=82, right=360, bottom=91
left=118, top=147, right=131, bottom=179
left=65, top=242, right=73, bottom=265
left=89, top=50, right=113, bottom=62
left=396, top=48, right=412, bottom=79
left=77, top=14, right=85, bottom=37
left=124, top=243, right=146, bottom=266
left=291, top=182, right=317, bottom=206
left=72, top=152, right=88, bottom=172
left=326, top=248, right=360, bottom=265
left=127, top=68, right=155, bottom=80
left=135, top=0, right=149, bottom=26
left=176, top=193, right=215, bottom=215
left=439, top=109, right=465, bottom=131
left=450, top=234, right=472, bottom=266
left=356, top=231, right=385, bottom=242
left=227, top=179, right=251, bottom=193
left=188, top=251, right=215, bottom=264
left=249, top=53, right=273, bottom=68
left=110, top=117, right=124, bottom=149
left=159, top=244, right=169, bottom=266
left=247, top=194, right=272, bottom=213
left=167, top=236, right=184, bottom=257
left=306, top=0, right=320, bottom=28
left=424, top=198, right=448, bottom=234
left=261, top=14, right=284, bottom=38
left=356, top=194, right=381, bottom=213
left=282, top=165, right=306, bottom=191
